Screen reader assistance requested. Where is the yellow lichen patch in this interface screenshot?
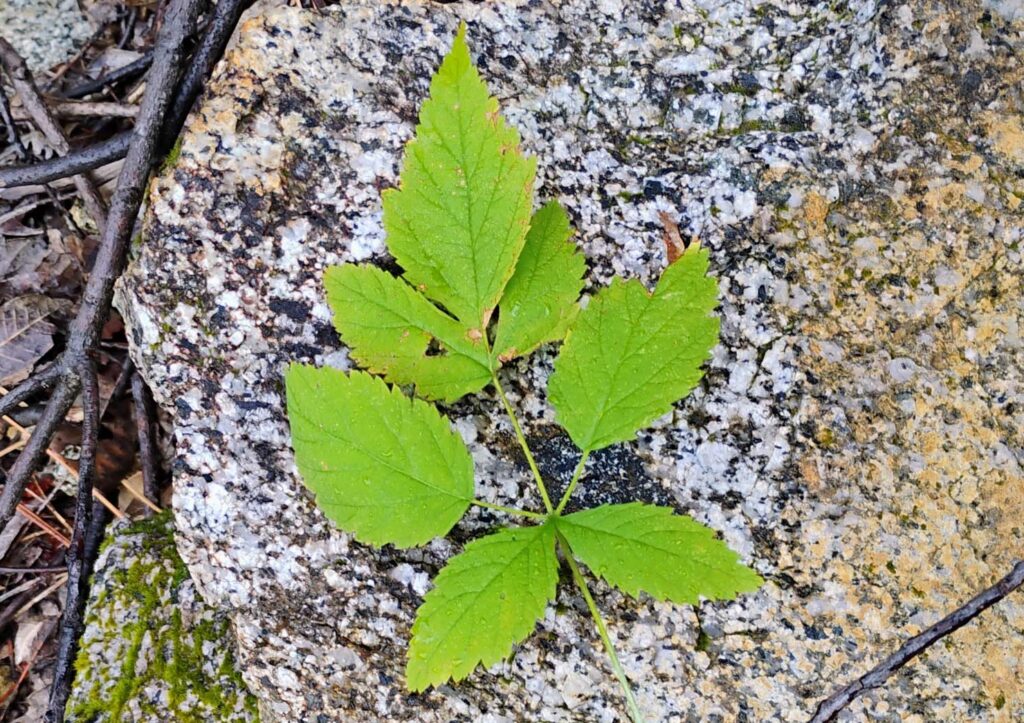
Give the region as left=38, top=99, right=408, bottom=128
left=921, top=181, right=966, bottom=216
left=949, top=153, right=984, bottom=175
left=801, top=191, right=830, bottom=237
left=984, top=113, right=1024, bottom=163
left=779, top=147, right=1024, bottom=717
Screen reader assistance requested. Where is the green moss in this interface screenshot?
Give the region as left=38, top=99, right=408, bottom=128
left=160, top=137, right=184, bottom=176
left=995, top=692, right=1006, bottom=710
left=695, top=628, right=712, bottom=652
left=721, top=83, right=758, bottom=98
left=67, top=513, right=258, bottom=722
left=626, top=134, right=656, bottom=147
left=130, top=230, right=145, bottom=256
left=734, top=119, right=774, bottom=134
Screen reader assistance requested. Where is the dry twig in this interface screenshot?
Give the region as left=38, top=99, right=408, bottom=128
left=44, top=362, right=99, bottom=722
left=0, top=39, right=108, bottom=229
left=0, top=134, right=131, bottom=188
left=61, top=52, right=153, bottom=100
left=130, top=371, right=160, bottom=512
left=11, top=100, right=138, bottom=121
left=0, top=0, right=257, bottom=717
left=811, top=560, right=1024, bottom=722
left=0, top=0, right=206, bottom=532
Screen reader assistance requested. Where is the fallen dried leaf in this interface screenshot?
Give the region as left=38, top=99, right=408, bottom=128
left=0, top=295, right=68, bottom=386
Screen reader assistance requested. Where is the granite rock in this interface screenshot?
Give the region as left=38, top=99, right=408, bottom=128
left=116, top=1, right=1024, bottom=720
left=0, top=0, right=91, bottom=72
left=66, top=514, right=258, bottom=722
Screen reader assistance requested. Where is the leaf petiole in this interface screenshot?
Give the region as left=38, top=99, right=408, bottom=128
left=488, top=367, right=555, bottom=514
left=558, top=534, right=645, bottom=723
left=471, top=499, right=545, bottom=519
left=554, top=449, right=591, bottom=515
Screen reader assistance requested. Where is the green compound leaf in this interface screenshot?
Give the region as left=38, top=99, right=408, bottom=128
left=285, top=365, right=473, bottom=548
left=326, top=264, right=491, bottom=403
left=556, top=503, right=762, bottom=603
left=407, top=523, right=558, bottom=691
left=548, top=246, right=720, bottom=451
left=494, top=201, right=585, bottom=362
left=382, top=22, right=536, bottom=330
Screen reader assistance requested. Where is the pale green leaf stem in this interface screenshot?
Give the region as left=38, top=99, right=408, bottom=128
left=553, top=450, right=590, bottom=515
left=471, top=499, right=545, bottom=520
left=558, top=534, right=645, bottom=723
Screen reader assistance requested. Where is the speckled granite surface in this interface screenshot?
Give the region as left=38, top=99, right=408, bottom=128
left=67, top=515, right=257, bottom=722
left=115, top=1, right=1024, bottom=720
left=0, top=0, right=91, bottom=71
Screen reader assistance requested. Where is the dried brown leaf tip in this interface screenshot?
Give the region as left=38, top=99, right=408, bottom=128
left=658, top=211, right=696, bottom=264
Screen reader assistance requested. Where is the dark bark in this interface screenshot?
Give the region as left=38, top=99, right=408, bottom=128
left=131, top=371, right=161, bottom=512
left=0, top=132, right=131, bottom=188
left=44, top=362, right=101, bottom=723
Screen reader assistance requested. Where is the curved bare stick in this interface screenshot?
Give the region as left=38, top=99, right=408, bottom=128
left=60, top=52, right=154, bottom=100
left=131, top=371, right=160, bottom=512
left=0, top=0, right=250, bottom=192
left=65, top=0, right=205, bottom=356
left=0, top=364, right=64, bottom=418
left=165, top=0, right=250, bottom=142
left=0, top=0, right=204, bottom=534
left=811, top=560, right=1024, bottom=723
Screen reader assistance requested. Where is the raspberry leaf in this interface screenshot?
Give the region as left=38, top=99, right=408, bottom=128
left=285, top=365, right=473, bottom=547
left=382, top=23, right=536, bottom=331
left=407, top=523, right=558, bottom=691
left=326, top=264, right=491, bottom=402
left=548, top=246, right=720, bottom=451
left=494, top=201, right=585, bottom=362
left=556, top=503, right=762, bottom=603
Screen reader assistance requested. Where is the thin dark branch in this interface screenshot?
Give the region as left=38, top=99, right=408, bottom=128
left=119, top=8, right=139, bottom=51
left=0, top=132, right=130, bottom=189
left=65, top=0, right=204, bottom=359
left=0, top=0, right=212, bottom=535
left=0, top=377, right=80, bottom=529
left=45, top=361, right=103, bottom=723
left=109, top=357, right=135, bottom=409
left=60, top=52, right=154, bottom=100
left=0, top=81, right=71, bottom=220
left=811, top=560, right=1024, bottom=722
left=164, top=0, right=249, bottom=145
left=0, top=363, right=63, bottom=418
left=0, top=565, right=67, bottom=573
left=0, top=38, right=108, bottom=230
left=0, top=0, right=250, bottom=191
left=131, top=371, right=160, bottom=512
